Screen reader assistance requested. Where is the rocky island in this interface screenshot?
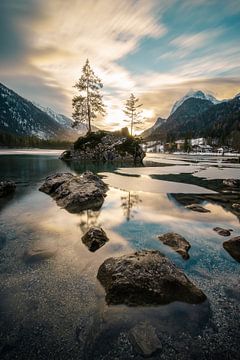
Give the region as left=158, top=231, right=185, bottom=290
left=60, top=129, right=145, bottom=163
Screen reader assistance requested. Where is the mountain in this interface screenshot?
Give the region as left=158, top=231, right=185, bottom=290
left=140, top=117, right=165, bottom=138
left=170, top=90, right=220, bottom=115
left=142, top=91, right=240, bottom=149
left=0, top=83, right=84, bottom=141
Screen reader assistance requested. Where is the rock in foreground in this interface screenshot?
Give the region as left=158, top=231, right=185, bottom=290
left=158, top=232, right=191, bottom=259
left=39, top=171, right=108, bottom=213
left=97, top=250, right=206, bottom=306
left=60, top=130, right=145, bottom=163
left=82, top=227, right=109, bottom=252
left=213, top=227, right=232, bottom=237
left=0, top=180, right=16, bottom=197
left=129, top=321, right=162, bottom=357
left=223, top=236, right=240, bottom=262
left=185, top=204, right=210, bottom=213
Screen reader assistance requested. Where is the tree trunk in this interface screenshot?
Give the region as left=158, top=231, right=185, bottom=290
left=131, top=111, right=133, bottom=136
left=86, top=82, right=92, bottom=133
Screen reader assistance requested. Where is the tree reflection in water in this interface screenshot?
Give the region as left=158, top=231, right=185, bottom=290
left=121, top=191, right=142, bottom=221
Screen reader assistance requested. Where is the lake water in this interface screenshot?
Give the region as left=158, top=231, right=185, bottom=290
left=0, top=151, right=240, bottom=359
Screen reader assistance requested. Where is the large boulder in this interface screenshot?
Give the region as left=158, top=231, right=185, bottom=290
left=39, top=171, right=108, bottom=213
left=0, top=180, right=16, bottom=197
left=82, top=227, right=109, bottom=252
left=223, top=236, right=240, bottom=262
left=97, top=250, right=206, bottom=306
left=158, top=232, right=191, bottom=259
left=60, top=130, right=145, bottom=163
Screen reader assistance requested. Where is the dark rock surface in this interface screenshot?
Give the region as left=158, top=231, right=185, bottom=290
left=158, top=232, right=191, bottom=259
left=60, top=130, right=145, bottom=163
left=97, top=250, right=206, bottom=306
left=0, top=180, right=16, bottom=197
left=185, top=204, right=210, bottom=213
left=213, top=227, right=232, bottom=237
left=129, top=321, right=162, bottom=357
left=82, top=227, right=109, bottom=252
left=39, top=171, right=108, bottom=213
left=223, top=236, right=240, bottom=262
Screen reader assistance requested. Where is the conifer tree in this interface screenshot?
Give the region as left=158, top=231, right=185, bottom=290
left=123, top=93, right=142, bottom=136
left=72, top=59, right=105, bottom=133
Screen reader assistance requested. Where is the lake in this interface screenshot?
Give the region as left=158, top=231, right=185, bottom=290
left=0, top=150, right=240, bottom=359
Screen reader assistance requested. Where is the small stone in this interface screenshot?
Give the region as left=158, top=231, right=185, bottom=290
left=129, top=321, right=162, bottom=357
left=223, top=236, right=240, bottom=262
left=82, top=227, right=109, bottom=252
left=185, top=204, right=210, bottom=213
left=158, top=232, right=191, bottom=260
left=223, top=179, right=240, bottom=188
left=213, top=227, right=232, bottom=237
left=232, top=203, right=240, bottom=212
left=0, top=180, right=16, bottom=197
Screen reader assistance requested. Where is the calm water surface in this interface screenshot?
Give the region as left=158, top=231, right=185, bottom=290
left=0, top=151, right=239, bottom=359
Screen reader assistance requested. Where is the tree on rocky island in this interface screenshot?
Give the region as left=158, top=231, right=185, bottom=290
left=123, top=93, right=143, bottom=136
left=72, top=59, right=106, bottom=133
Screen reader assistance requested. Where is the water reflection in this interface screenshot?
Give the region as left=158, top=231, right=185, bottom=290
left=0, top=152, right=240, bottom=359
left=120, top=192, right=142, bottom=221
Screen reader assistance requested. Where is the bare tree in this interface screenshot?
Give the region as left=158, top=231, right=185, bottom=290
left=72, top=59, right=105, bottom=133
left=123, top=93, right=143, bottom=136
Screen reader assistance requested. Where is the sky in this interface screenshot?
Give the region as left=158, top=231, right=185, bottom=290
left=0, top=0, right=240, bottom=131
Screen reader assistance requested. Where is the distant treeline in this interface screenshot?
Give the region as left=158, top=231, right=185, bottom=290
left=0, top=131, right=72, bottom=149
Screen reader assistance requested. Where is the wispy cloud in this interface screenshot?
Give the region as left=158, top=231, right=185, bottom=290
left=0, top=0, right=239, bottom=131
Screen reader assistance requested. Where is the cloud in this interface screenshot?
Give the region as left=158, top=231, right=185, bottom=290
left=0, top=0, right=239, bottom=132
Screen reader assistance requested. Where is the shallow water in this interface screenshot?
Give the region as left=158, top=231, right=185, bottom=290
left=0, top=151, right=240, bottom=359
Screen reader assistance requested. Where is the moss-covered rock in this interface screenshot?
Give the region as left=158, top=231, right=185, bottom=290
left=60, top=130, right=145, bottom=163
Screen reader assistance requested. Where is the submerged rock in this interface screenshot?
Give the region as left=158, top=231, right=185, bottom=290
left=232, top=203, right=240, bottom=212
left=0, top=180, right=16, bottom=197
left=223, top=236, right=240, bottom=262
left=97, top=250, right=206, bottom=306
left=223, top=179, right=240, bottom=188
left=39, top=171, right=108, bottom=213
left=213, top=227, right=232, bottom=237
left=158, top=232, right=191, bottom=260
left=129, top=321, right=162, bottom=357
left=82, top=227, right=109, bottom=252
left=23, top=241, right=57, bottom=263
left=60, top=130, right=145, bottom=164
left=185, top=204, right=210, bottom=213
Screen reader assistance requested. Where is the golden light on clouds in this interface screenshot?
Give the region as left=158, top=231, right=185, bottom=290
left=0, top=0, right=239, bottom=130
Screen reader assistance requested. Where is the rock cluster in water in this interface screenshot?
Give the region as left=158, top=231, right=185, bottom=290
left=60, top=129, right=145, bottom=163
left=0, top=180, right=16, bottom=197
left=97, top=250, right=206, bottom=306
left=158, top=232, right=191, bottom=259
left=82, top=226, right=109, bottom=252
left=39, top=171, right=108, bottom=213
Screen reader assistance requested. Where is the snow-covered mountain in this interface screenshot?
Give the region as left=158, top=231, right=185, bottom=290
left=170, top=90, right=220, bottom=115
left=0, top=83, right=86, bottom=140
left=33, top=102, right=89, bottom=134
